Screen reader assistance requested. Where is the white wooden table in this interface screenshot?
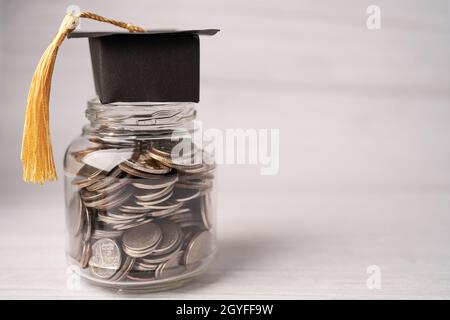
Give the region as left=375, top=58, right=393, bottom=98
left=1, top=189, right=449, bottom=299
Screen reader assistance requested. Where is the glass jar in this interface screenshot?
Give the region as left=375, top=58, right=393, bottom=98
left=64, top=99, right=216, bottom=291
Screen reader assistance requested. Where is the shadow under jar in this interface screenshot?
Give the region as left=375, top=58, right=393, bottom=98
left=64, top=99, right=217, bottom=291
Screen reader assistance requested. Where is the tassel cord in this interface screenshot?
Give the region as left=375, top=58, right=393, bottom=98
left=21, top=12, right=144, bottom=183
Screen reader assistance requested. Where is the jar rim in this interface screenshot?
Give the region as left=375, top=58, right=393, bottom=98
left=84, top=98, right=197, bottom=136
left=87, top=98, right=196, bottom=109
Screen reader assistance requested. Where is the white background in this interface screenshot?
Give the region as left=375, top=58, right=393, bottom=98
left=1, top=0, right=450, bottom=298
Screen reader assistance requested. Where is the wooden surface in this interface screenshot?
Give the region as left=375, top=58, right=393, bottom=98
left=1, top=0, right=450, bottom=299
left=1, top=190, right=450, bottom=299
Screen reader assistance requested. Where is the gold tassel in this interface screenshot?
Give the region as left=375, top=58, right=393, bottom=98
left=21, top=12, right=145, bottom=184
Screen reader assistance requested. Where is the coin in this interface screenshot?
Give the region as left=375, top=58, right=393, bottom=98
left=80, top=241, right=91, bottom=269
left=138, top=200, right=182, bottom=211
left=90, top=265, right=117, bottom=279
left=80, top=189, right=104, bottom=202
left=83, top=206, right=93, bottom=241
left=149, top=139, right=186, bottom=157
left=119, top=161, right=168, bottom=179
left=87, top=174, right=129, bottom=193
left=133, top=261, right=159, bottom=272
left=120, top=200, right=182, bottom=215
left=131, top=173, right=178, bottom=190
left=184, top=231, right=214, bottom=266
left=113, top=217, right=154, bottom=231
left=176, top=162, right=215, bottom=175
left=70, top=146, right=105, bottom=163
left=67, top=194, right=84, bottom=236
left=110, top=256, right=135, bottom=282
left=68, top=137, right=216, bottom=285
left=172, top=188, right=200, bottom=202
left=89, top=238, right=122, bottom=279
left=121, top=157, right=171, bottom=175
left=152, top=221, right=183, bottom=256
left=157, top=253, right=185, bottom=279
left=95, top=179, right=130, bottom=194
left=147, top=150, right=203, bottom=170
left=135, top=190, right=174, bottom=207
left=134, top=184, right=174, bottom=202
left=201, top=194, right=213, bottom=230
left=92, top=229, right=123, bottom=239
left=82, top=148, right=134, bottom=172
left=86, top=166, right=126, bottom=192
left=126, top=271, right=156, bottom=281
left=146, top=202, right=184, bottom=218
left=122, top=222, right=162, bottom=258
left=72, top=164, right=107, bottom=189
left=176, top=179, right=213, bottom=191
left=84, top=189, right=132, bottom=210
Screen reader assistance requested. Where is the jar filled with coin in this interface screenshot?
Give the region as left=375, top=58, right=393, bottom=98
left=64, top=99, right=216, bottom=290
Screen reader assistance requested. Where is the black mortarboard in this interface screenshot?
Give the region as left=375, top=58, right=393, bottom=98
left=68, top=29, right=219, bottom=103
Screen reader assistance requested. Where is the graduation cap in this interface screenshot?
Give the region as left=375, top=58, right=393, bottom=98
left=68, top=29, right=219, bottom=103
left=21, top=11, right=218, bottom=184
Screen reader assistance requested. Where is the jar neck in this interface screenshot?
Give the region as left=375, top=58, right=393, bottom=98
left=83, top=99, right=197, bottom=137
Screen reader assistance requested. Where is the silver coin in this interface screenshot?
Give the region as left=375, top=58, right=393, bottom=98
left=172, top=188, right=200, bottom=202
left=118, top=162, right=166, bottom=179
left=80, top=241, right=91, bottom=269
left=83, top=207, right=93, bottom=241
left=90, top=265, right=117, bottom=279
left=67, top=193, right=84, bottom=236
left=113, top=217, right=154, bottom=231
left=146, top=202, right=184, bottom=218
left=135, top=190, right=174, bottom=207
left=139, top=200, right=182, bottom=211
left=184, top=231, right=214, bottom=266
left=149, top=139, right=188, bottom=158
left=110, top=257, right=135, bottom=282
left=119, top=205, right=152, bottom=214
left=120, top=200, right=182, bottom=215
left=70, top=146, right=105, bottom=164
left=157, top=253, right=185, bottom=279
left=122, top=157, right=171, bottom=175
left=80, top=189, right=104, bottom=202
left=147, top=150, right=203, bottom=170
left=122, top=222, right=162, bottom=256
left=72, top=164, right=107, bottom=189
left=201, top=194, right=213, bottom=230
left=126, top=271, right=156, bottom=281
left=149, top=139, right=202, bottom=161
left=133, top=261, right=160, bottom=272
left=85, top=189, right=132, bottom=210
left=101, top=211, right=146, bottom=222
left=92, top=229, right=123, bottom=239
left=177, top=162, right=215, bottom=175
left=139, top=247, right=181, bottom=265
left=179, top=173, right=215, bottom=184
left=89, top=238, right=122, bottom=279
left=152, top=221, right=183, bottom=255
left=134, top=184, right=174, bottom=202
left=93, top=178, right=129, bottom=195
left=86, top=166, right=126, bottom=191
left=176, top=179, right=213, bottom=191
left=82, top=148, right=134, bottom=172
left=131, top=174, right=178, bottom=190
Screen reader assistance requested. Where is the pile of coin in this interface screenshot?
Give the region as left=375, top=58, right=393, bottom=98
left=66, top=138, right=215, bottom=283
